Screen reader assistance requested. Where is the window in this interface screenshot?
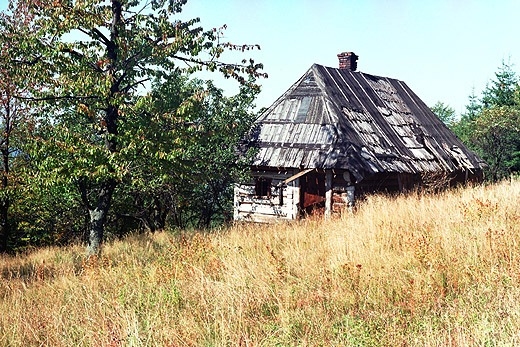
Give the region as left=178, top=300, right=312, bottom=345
left=255, top=177, right=272, bottom=197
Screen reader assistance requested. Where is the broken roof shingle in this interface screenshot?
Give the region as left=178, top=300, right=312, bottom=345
left=250, top=63, right=486, bottom=180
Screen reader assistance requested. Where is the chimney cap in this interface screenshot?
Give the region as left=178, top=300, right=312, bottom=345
left=337, top=51, right=358, bottom=57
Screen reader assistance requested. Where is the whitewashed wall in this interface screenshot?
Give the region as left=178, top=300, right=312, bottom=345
left=233, top=183, right=300, bottom=223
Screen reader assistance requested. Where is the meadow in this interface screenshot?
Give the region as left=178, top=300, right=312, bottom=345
left=1, top=179, right=519, bottom=346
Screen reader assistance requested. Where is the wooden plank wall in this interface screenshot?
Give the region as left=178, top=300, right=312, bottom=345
left=234, top=184, right=300, bottom=223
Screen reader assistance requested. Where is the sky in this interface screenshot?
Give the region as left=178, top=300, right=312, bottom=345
left=2, top=0, right=519, bottom=115
left=177, top=0, right=520, bottom=115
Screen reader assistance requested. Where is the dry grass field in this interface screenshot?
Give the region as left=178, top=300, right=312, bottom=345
left=1, top=179, right=520, bottom=346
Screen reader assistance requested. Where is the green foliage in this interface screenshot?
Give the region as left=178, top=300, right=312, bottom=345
left=430, top=101, right=455, bottom=126
left=10, top=180, right=84, bottom=249
left=469, top=106, right=520, bottom=181
left=172, top=81, right=258, bottom=228
left=113, top=76, right=259, bottom=230
left=0, top=0, right=264, bottom=252
left=451, top=60, right=520, bottom=181
left=481, top=60, right=518, bottom=108
left=451, top=89, right=482, bottom=145
left=0, top=2, right=42, bottom=252
left=464, top=88, right=482, bottom=122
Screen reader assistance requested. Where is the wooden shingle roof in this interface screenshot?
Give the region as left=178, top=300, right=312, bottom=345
left=251, top=63, right=486, bottom=182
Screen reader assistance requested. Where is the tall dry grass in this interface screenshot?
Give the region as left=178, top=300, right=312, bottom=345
left=1, top=179, right=520, bottom=346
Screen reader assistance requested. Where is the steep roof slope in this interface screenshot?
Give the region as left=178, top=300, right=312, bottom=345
left=252, top=64, right=485, bottom=181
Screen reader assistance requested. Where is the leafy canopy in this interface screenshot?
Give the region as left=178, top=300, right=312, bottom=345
left=4, top=0, right=265, bottom=253
left=451, top=60, right=520, bottom=181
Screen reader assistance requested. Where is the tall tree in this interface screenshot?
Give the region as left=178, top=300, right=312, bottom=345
left=13, top=0, right=265, bottom=255
left=478, top=60, right=520, bottom=179
left=451, top=89, right=481, bottom=144
left=109, top=75, right=259, bottom=232
left=150, top=78, right=259, bottom=228
left=453, top=62, right=520, bottom=181
left=481, top=60, right=518, bottom=108
left=430, top=101, right=455, bottom=126
left=469, top=106, right=520, bottom=181
left=463, top=88, right=482, bottom=122
left=0, top=2, right=36, bottom=252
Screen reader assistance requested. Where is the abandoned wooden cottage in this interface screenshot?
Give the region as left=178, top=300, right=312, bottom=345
left=233, top=52, right=486, bottom=222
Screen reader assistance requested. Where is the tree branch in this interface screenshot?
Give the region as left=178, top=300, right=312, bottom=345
left=91, top=28, right=111, bottom=47
left=121, top=78, right=150, bottom=93
left=61, top=47, right=103, bottom=73
left=12, top=55, right=42, bottom=66
left=16, top=94, right=99, bottom=102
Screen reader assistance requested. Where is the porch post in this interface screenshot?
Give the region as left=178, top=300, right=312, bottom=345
left=325, top=170, right=332, bottom=218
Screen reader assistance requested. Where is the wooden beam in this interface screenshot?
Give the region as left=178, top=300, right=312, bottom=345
left=280, top=168, right=314, bottom=186
left=325, top=170, right=332, bottom=218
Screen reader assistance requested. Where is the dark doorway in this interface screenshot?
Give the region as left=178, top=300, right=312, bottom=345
left=300, top=171, right=326, bottom=215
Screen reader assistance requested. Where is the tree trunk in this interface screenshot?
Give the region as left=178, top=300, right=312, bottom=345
left=150, top=196, right=168, bottom=232
left=83, top=0, right=122, bottom=255
left=85, top=1, right=120, bottom=254
left=0, top=147, right=10, bottom=252
left=86, top=179, right=116, bottom=256
left=0, top=198, right=8, bottom=253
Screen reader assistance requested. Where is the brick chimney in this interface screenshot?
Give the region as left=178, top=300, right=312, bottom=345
left=337, top=52, right=358, bottom=71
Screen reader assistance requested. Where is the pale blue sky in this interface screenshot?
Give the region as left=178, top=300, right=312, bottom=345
left=2, top=0, right=519, bottom=115
left=178, top=0, right=520, bottom=115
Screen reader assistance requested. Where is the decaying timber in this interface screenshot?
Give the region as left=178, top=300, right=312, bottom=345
left=234, top=52, right=486, bottom=222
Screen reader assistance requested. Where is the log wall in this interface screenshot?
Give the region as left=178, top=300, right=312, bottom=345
left=234, top=184, right=300, bottom=223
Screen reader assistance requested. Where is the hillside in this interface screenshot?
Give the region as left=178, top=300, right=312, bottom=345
left=1, top=179, right=520, bottom=346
